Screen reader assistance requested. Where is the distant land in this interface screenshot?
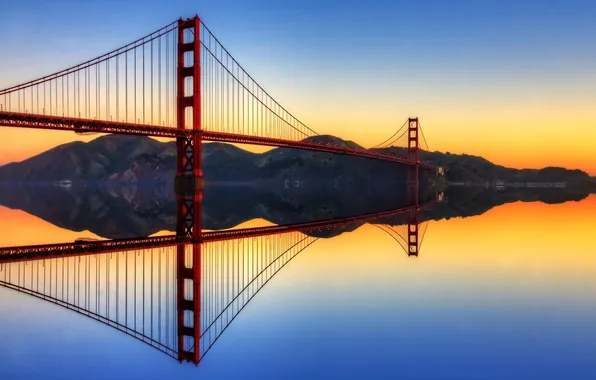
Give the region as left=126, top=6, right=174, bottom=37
left=0, top=134, right=594, bottom=191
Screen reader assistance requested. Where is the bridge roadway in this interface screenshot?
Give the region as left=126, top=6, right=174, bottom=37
left=0, top=202, right=433, bottom=263
left=0, top=111, right=435, bottom=169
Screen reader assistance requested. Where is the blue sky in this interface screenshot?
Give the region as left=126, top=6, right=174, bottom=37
left=2, top=0, right=594, bottom=76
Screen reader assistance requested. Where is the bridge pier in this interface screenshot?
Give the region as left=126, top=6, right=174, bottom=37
left=175, top=174, right=204, bottom=194
left=174, top=133, right=204, bottom=195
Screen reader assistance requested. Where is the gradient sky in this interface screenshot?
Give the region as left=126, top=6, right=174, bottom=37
left=0, top=0, right=595, bottom=173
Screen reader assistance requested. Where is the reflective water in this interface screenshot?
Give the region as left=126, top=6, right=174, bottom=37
left=0, top=186, right=595, bottom=379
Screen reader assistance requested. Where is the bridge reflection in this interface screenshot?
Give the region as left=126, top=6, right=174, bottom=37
left=0, top=195, right=438, bottom=365
left=0, top=233, right=316, bottom=363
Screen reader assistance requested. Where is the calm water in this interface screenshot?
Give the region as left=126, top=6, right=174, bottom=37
left=0, top=188, right=595, bottom=379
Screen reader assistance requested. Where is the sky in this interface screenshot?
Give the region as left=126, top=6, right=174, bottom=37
left=0, top=0, right=595, bottom=173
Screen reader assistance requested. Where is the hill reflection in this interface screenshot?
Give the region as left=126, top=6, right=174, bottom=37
left=0, top=183, right=589, bottom=239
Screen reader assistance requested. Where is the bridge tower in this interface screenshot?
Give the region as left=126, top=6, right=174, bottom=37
left=407, top=117, right=419, bottom=207
left=407, top=117, right=419, bottom=183
left=175, top=16, right=203, bottom=195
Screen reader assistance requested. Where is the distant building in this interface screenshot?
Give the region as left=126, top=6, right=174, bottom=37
left=54, top=180, right=72, bottom=188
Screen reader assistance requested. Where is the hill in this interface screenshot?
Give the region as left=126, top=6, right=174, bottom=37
left=375, top=146, right=594, bottom=188
left=0, top=134, right=421, bottom=185
left=0, top=134, right=592, bottom=190
left=0, top=135, right=176, bottom=182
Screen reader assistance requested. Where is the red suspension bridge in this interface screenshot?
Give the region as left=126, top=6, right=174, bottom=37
left=0, top=15, right=435, bottom=189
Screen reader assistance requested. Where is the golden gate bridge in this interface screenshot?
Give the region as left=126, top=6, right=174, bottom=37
left=0, top=14, right=441, bottom=366
left=0, top=15, right=436, bottom=188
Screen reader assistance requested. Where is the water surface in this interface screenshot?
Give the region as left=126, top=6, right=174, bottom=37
left=0, top=191, right=594, bottom=379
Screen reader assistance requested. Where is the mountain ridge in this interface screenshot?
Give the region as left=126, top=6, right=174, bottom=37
left=0, top=134, right=593, bottom=189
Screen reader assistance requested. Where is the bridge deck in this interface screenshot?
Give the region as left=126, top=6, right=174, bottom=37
left=0, top=111, right=435, bottom=169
